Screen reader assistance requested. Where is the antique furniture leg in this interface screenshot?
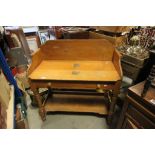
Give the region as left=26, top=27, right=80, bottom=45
left=31, top=84, right=46, bottom=121
left=107, top=81, right=121, bottom=125
left=116, top=100, right=129, bottom=128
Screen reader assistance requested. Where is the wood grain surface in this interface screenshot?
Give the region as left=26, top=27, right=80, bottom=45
left=29, top=60, right=120, bottom=81
left=45, top=94, right=108, bottom=114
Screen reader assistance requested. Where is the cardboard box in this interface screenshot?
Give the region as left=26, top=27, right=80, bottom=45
left=0, top=71, right=10, bottom=108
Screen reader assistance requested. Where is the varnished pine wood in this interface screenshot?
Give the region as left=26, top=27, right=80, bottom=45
left=28, top=80, right=115, bottom=90
left=40, top=39, right=114, bottom=61
left=89, top=32, right=116, bottom=44
left=45, top=94, right=108, bottom=115
left=29, top=60, right=120, bottom=81
left=89, top=31, right=126, bottom=46
left=28, top=39, right=122, bottom=123
left=28, top=49, right=44, bottom=75
left=113, top=50, right=123, bottom=78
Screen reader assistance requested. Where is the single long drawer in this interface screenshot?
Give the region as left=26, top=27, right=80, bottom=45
left=31, top=81, right=115, bottom=90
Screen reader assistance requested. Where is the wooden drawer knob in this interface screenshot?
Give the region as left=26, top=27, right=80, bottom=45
left=47, top=82, right=52, bottom=87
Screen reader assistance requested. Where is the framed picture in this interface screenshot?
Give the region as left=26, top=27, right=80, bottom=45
left=38, top=30, right=55, bottom=44
left=26, top=36, right=40, bottom=54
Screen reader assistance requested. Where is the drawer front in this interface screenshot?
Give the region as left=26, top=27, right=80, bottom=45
left=31, top=81, right=115, bottom=90
left=51, top=83, right=114, bottom=90
left=127, top=105, right=155, bottom=129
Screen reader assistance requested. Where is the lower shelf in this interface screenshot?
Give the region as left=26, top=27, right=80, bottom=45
left=44, top=94, right=109, bottom=115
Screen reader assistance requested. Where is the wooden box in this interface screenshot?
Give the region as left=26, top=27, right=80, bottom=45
left=121, top=53, right=149, bottom=68
left=121, top=60, right=142, bottom=81
left=121, top=53, right=149, bottom=82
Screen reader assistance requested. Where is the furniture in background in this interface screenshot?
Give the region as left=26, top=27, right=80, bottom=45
left=28, top=39, right=122, bottom=125
left=4, top=27, right=31, bottom=61
left=60, top=26, right=131, bottom=47
left=22, top=26, right=41, bottom=54
left=90, top=26, right=131, bottom=33
left=89, top=26, right=131, bottom=46
left=117, top=81, right=155, bottom=129
left=120, top=49, right=149, bottom=84
left=62, top=27, right=90, bottom=39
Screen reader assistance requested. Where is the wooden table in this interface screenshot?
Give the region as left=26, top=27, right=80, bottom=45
left=28, top=39, right=122, bottom=124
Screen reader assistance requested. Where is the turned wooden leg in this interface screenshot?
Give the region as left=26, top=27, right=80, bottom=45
left=107, top=81, right=121, bottom=125
left=31, top=87, right=46, bottom=121
left=107, top=95, right=117, bottom=125
left=117, top=100, right=129, bottom=128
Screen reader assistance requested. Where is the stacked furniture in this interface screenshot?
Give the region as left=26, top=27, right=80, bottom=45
left=117, top=81, right=155, bottom=128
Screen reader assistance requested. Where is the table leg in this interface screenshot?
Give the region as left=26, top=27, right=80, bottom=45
left=116, top=100, right=129, bottom=128
left=31, top=87, right=46, bottom=121
left=107, top=96, right=117, bottom=125
left=107, top=81, right=121, bottom=125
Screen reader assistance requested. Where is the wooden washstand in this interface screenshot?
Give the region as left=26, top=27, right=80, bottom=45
left=28, top=39, right=122, bottom=125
